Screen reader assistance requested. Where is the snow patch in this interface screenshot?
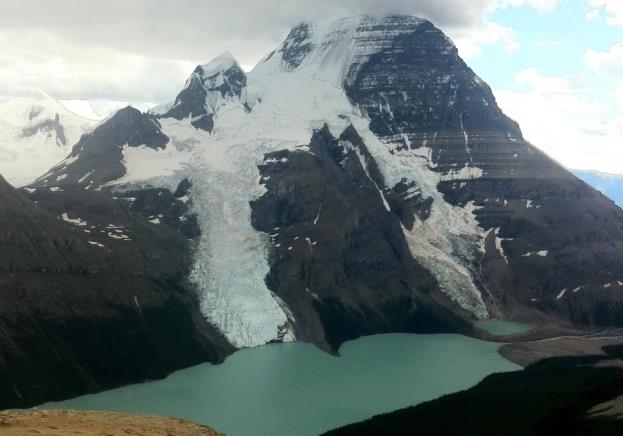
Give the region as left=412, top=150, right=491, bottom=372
left=439, top=164, right=483, bottom=182
left=493, top=227, right=510, bottom=264
left=61, top=212, right=87, bottom=226
left=523, top=250, right=548, bottom=257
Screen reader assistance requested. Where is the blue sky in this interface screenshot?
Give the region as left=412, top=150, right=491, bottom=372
left=459, top=0, right=623, bottom=173
left=471, top=2, right=616, bottom=88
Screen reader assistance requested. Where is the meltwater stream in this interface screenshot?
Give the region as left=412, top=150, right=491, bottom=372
left=42, top=333, right=521, bottom=435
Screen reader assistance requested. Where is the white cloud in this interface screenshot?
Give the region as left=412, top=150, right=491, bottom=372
left=586, top=8, right=600, bottom=20
left=0, top=0, right=512, bottom=102
left=616, top=87, right=623, bottom=106
left=0, top=30, right=195, bottom=104
left=496, top=88, right=623, bottom=173
left=495, top=65, right=623, bottom=174
left=589, top=0, right=623, bottom=26
left=496, top=0, right=559, bottom=11
left=535, top=39, right=562, bottom=50
left=516, top=67, right=573, bottom=93
left=453, top=21, right=519, bottom=59
left=60, top=99, right=157, bottom=120
left=0, top=0, right=571, bottom=116
left=0, top=0, right=493, bottom=65
left=586, top=43, right=623, bottom=75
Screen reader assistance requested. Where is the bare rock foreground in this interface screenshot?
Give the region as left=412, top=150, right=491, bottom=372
left=0, top=409, right=223, bottom=435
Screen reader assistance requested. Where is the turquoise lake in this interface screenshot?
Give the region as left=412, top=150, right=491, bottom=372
left=42, top=333, right=521, bottom=435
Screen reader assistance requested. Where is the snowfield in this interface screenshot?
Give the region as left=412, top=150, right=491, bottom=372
left=0, top=91, right=96, bottom=186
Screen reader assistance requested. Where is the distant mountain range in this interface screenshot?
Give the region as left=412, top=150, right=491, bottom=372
left=0, top=91, right=96, bottom=186
left=2, top=14, right=623, bottom=408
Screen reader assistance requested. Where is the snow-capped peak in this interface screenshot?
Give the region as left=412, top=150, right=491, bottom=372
left=158, top=52, right=248, bottom=132
left=251, top=15, right=433, bottom=86
left=182, top=51, right=245, bottom=96
left=197, top=51, right=239, bottom=77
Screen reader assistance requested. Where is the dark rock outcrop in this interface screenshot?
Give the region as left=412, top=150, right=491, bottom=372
left=34, top=106, right=168, bottom=188
left=278, top=23, right=314, bottom=69
left=116, top=178, right=200, bottom=239
left=0, top=177, right=232, bottom=409
left=250, top=126, right=474, bottom=351
left=21, top=113, right=67, bottom=146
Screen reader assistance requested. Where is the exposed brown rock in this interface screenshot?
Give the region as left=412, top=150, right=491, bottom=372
left=0, top=409, right=222, bottom=435
left=499, top=332, right=623, bottom=367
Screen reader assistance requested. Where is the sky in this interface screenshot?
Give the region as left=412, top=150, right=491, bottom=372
left=1, top=0, right=622, bottom=173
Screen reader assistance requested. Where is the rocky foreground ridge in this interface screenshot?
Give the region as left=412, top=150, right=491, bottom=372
left=0, top=410, right=222, bottom=435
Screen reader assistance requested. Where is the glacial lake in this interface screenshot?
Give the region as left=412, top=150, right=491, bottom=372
left=42, top=333, right=521, bottom=435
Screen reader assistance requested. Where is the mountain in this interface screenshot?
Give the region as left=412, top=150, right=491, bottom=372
left=4, top=14, right=623, bottom=406
left=0, top=92, right=96, bottom=187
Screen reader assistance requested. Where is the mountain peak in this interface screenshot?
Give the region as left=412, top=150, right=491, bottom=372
left=197, top=51, right=239, bottom=76
left=111, top=105, right=142, bottom=119
left=34, top=105, right=168, bottom=188
left=160, top=52, right=247, bottom=132
left=252, top=15, right=442, bottom=85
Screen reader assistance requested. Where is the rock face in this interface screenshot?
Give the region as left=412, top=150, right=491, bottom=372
left=250, top=126, right=472, bottom=350
left=21, top=113, right=67, bottom=146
